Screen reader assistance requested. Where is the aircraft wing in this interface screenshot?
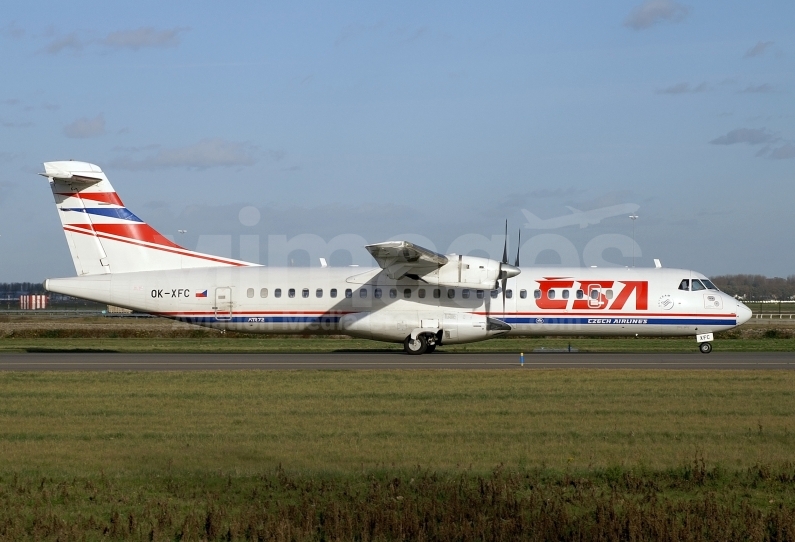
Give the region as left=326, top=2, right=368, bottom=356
left=365, top=241, right=449, bottom=280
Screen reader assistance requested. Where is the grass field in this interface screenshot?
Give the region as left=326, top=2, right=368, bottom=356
left=2, top=370, right=793, bottom=473
left=1, top=370, right=795, bottom=539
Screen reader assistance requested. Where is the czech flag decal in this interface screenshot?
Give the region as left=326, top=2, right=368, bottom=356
left=196, top=290, right=208, bottom=298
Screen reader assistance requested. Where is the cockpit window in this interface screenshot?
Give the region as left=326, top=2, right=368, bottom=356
left=691, top=279, right=706, bottom=291
left=678, top=279, right=689, bottom=291
left=702, top=279, right=719, bottom=290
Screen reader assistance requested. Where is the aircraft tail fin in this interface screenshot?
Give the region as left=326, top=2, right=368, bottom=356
left=42, top=161, right=255, bottom=275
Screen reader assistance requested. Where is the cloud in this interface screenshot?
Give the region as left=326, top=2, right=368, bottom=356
left=745, top=41, right=774, bottom=58
left=112, top=144, right=161, bottom=153
left=656, top=82, right=708, bottom=95
left=112, top=138, right=258, bottom=170
left=709, top=128, right=776, bottom=146
left=529, top=188, right=584, bottom=199
left=1, top=120, right=33, bottom=128
left=63, top=113, right=105, bottom=138
left=770, top=144, right=795, bottom=160
left=1, top=22, right=24, bottom=40
left=624, top=0, right=689, bottom=30
left=740, top=83, right=773, bottom=94
left=43, top=32, right=86, bottom=54
left=101, top=27, right=188, bottom=50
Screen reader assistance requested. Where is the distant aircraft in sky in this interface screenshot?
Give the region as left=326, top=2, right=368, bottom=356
left=40, top=161, right=750, bottom=355
left=522, top=204, right=641, bottom=229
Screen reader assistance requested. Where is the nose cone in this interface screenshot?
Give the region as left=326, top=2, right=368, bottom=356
left=736, top=302, right=752, bottom=325
left=501, top=264, right=521, bottom=279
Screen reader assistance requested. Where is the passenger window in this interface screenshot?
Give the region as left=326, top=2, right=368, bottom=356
left=419, top=289, right=426, bottom=298
left=462, top=289, right=470, bottom=299
left=506, top=289, right=513, bottom=299
left=477, top=290, right=484, bottom=299
left=548, top=290, right=556, bottom=300
left=533, top=289, right=541, bottom=299
left=389, top=288, right=397, bottom=298
left=345, top=289, right=352, bottom=298
left=691, top=279, right=706, bottom=291
left=260, top=288, right=268, bottom=298
left=247, top=288, right=254, bottom=298
left=491, top=290, right=499, bottom=299
left=316, top=289, right=323, bottom=298
left=288, top=289, right=296, bottom=298
left=576, top=290, right=584, bottom=299
left=590, top=289, right=599, bottom=300
left=605, top=289, right=613, bottom=299
left=274, top=288, right=282, bottom=298
left=562, top=290, right=569, bottom=300
left=433, top=289, right=441, bottom=299
left=360, top=288, right=368, bottom=298
left=302, top=288, right=309, bottom=298
left=520, top=289, right=527, bottom=299
left=330, top=288, right=337, bottom=298
left=374, top=288, right=382, bottom=299
left=447, top=289, right=455, bottom=299
left=678, top=279, right=689, bottom=291
left=403, top=288, right=411, bottom=299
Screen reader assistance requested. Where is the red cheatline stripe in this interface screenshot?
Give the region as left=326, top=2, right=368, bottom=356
left=158, top=311, right=355, bottom=316
left=63, top=226, right=248, bottom=267
left=57, top=192, right=124, bottom=206
left=66, top=223, right=182, bottom=248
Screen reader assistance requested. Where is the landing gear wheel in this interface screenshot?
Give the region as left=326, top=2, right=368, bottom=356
left=699, top=342, right=712, bottom=354
left=425, top=344, right=437, bottom=354
left=404, top=335, right=428, bottom=355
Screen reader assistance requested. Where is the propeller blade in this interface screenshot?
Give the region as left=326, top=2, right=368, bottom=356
left=514, top=230, right=521, bottom=267
left=502, top=220, right=508, bottom=264
left=502, top=276, right=507, bottom=315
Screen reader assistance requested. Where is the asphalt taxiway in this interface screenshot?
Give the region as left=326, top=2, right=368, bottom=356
left=0, top=352, right=793, bottom=370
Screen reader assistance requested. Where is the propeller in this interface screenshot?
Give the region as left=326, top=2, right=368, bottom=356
left=497, top=221, right=521, bottom=315
left=486, top=221, right=521, bottom=320
left=514, top=230, right=521, bottom=267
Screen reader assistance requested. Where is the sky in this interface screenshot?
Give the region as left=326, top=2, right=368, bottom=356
left=0, top=0, right=793, bottom=281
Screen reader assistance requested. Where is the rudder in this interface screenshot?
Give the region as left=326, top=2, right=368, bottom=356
left=42, top=161, right=255, bottom=275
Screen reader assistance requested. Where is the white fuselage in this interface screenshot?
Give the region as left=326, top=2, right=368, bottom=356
left=45, top=265, right=752, bottom=345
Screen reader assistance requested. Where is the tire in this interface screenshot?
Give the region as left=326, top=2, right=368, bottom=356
left=699, top=342, right=712, bottom=354
left=425, top=344, right=437, bottom=354
left=404, top=335, right=428, bottom=355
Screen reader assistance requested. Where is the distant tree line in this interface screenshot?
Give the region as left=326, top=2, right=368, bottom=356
left=711, top=275, right=795, bottom=301
left=0, top=282, right=47, bottom=296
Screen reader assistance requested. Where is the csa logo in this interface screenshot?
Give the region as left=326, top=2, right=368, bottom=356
left=657, top=295, right=674, bottom=310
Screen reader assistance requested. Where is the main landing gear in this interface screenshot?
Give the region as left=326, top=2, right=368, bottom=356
left=403, top=333, right=439, bottom=355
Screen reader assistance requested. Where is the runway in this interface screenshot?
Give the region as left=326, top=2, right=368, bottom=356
left=0, top=351, right=793, bottom=370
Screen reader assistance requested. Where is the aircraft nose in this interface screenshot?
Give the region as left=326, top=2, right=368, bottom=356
left=736, top=302, right=753, bottom=325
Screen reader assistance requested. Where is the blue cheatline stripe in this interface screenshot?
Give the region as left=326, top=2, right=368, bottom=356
left=60, top=207, right=143, bottom=222
left=505, top=317, right=736, bottom=326
left=170, top=315, right=735, bottom=327
left=175, top=316, right=344, bottom=324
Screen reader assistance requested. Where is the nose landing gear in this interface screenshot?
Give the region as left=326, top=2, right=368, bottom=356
left=699, top=342, right=712, bottom=354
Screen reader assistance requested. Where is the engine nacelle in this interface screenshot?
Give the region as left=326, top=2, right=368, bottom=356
left=421, top=255, right=515, bottom=289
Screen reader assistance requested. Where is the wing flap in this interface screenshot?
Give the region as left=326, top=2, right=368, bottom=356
left=365, top=241, right=449, bottom=280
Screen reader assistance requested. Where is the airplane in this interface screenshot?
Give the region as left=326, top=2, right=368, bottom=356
left=522, top=204, right=641, bottom=229
left=41, top=161, right=751, bottom=355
